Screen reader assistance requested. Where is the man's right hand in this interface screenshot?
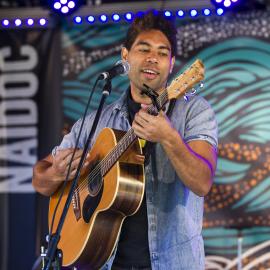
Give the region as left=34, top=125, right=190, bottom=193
left=52, top=148, right=90, bottom=182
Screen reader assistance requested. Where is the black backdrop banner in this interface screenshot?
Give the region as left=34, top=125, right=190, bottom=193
left=0, top=28, right=62, bottom=270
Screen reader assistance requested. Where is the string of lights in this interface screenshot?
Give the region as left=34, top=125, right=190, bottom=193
left=1, top=0, right=267, bottom=29
left=0, top=8, right=226, bottom=29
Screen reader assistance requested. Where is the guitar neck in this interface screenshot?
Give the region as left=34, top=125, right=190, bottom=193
left=99, top=90, right=169, bottom=176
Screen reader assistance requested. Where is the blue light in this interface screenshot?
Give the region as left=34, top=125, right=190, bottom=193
left=74, top=16, right=82, bottom=24
left=50, top=0, right=80, bottom=16
left=224, top=0, right=231, bottom=7
left=61, top=6, right=69, bottom=14
left=53, top=2, right=61, bottom=9
left=136, top=11, right=144, bottom=17
left=87, top=15, right=95, bottom=23
left=190, top=9, right=198, bottom=17
left=100, top=14, right=108, bottom=22
left=27, top=18, right=34, bottom=26
left=177, top=10, right=185, bottom=17
left=2, top=19, right=9, bottom=26
left=203, top=8, right=211, bottom=16
left=112, top=14, right=120, bottom=22
left=39, top=18, right=47, bottom=26
left=125, top=12, right=133, bottom=21
left=68, top=1, right=75, bottom=8
left=164, top=11, right=172, bottom=17
left=212, top=0, right=240, bottom=9
left=15, top=19, right=22, bottom=26
left=217, top=8, right=224, bottom=15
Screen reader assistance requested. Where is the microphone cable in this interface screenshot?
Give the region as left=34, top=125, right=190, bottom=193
left=47, top=76, right=100, bottom=250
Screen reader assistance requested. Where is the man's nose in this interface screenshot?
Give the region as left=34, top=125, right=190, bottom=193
left=146, top=53, right=158, bottom=64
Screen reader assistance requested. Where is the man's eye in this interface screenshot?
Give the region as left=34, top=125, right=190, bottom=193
left=159, top=52, right=168, bottom=57
left=139, top=48, right=149, bottom=52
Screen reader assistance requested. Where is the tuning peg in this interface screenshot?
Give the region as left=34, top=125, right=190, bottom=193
left=199, top=81, right=204, bottom=88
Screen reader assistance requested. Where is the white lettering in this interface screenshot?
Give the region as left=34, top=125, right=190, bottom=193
left=0, top=100, right=37, bottom=126
left=0, top=44, right=38, bottom=193
left=0, top=72, right=38, bottom=98
left=0, top=167, right=34, bottom=193
left=0, top=138, right=37, bottom=164
left=0, top=127, right=37, bottom=138
left=0, top=46, right=37, bottom=72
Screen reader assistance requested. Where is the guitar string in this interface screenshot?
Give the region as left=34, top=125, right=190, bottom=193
left=73, top=90, right=168, bottom=194
left=73, top=66, right=200, bottom=194
left=74, top=68, right=201, bottom=194
left=74, top=90, right=168, bottom=194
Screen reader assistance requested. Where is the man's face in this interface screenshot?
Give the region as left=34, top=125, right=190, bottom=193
left=122, top=29, right=175, bottom=104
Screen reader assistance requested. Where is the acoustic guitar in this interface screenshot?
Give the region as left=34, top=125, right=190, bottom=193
left=48, top=59, right=205, bottom=269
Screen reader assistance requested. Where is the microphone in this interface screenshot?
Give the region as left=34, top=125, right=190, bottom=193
left=98, top=60, right=130, bottom=80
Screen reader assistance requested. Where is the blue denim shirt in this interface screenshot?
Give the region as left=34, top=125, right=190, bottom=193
left=56, top=90, right=218, bottom=270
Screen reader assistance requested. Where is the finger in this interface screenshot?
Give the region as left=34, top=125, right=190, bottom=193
left=141, top=104, right=150, bottom=111
left=56, top=149, right=83, bottom=165
left=135, top=112, right=150, bottom=127
left=138, top=109, right=156, bottom=122
left=132, top=122, right=148, bottom=140
left=83, top=160, right=89, bottom=168
left=64, top=149, right=86, bottom=166
left=135, top=154, right=145, bottom=164
left=52, top=157, right=68, bottom=174
left=67, top=167, right=77, bottom=180
left=133, top=117, right=145, bottom=129
left=54, top=148, right=75, bottom=160
left=69, top=152, right=90, bottom=169
left=65, top=149, right=83, bottom=162
left=66, top=158, right=90, bottom=180
left=73, top=149, right=84, bottom=159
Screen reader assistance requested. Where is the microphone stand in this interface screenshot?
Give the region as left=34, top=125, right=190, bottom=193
left=42, top=79, right=112, bottom=270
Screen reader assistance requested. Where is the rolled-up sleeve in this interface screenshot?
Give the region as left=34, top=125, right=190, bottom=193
left=184, top=97, right=218, bottom=151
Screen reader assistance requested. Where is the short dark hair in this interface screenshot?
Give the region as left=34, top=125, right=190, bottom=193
left=124, top=10, right=177, bottom=57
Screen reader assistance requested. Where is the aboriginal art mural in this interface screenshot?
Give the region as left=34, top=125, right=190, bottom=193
left=62, top=10, right=270, bottom=269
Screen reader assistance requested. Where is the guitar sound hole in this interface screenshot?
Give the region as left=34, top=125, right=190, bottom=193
left=88, top=173, right=103, bottom=196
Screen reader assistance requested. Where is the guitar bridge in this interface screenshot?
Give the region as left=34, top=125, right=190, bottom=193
left=72, top=184, right=81, bottom=221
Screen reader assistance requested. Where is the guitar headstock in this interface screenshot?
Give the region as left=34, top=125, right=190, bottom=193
left=167, top=59, right=205, bottom=100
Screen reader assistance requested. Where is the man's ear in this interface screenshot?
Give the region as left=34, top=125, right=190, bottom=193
left=121, top=47, right=129, bottom=61
left=170, top=56, right=175, bottom=74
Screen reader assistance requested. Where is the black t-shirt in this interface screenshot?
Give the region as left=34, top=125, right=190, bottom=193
left=112, top=91, right=151, bottom=268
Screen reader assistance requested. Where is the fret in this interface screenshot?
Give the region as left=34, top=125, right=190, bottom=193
left=123, top=138, right=127, bottom=151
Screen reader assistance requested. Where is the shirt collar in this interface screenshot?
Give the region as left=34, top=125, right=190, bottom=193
left=111, top=88, right=130, bottom=116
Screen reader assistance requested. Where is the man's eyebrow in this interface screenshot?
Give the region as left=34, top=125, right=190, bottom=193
left=159, top=45, right=171, bottom=51
left=136, top=41, right=171, bottom=51
left=136, top=41, right=151, bottom=47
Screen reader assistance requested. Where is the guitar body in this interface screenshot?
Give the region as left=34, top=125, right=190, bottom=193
left=49, top=128, right=145, bottom=269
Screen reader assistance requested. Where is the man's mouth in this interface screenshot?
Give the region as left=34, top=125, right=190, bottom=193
left=141, top=68, right=159, bottom=79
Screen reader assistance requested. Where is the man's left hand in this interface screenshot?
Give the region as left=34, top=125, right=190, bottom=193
left=132, top=108, right=174, bottom=143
